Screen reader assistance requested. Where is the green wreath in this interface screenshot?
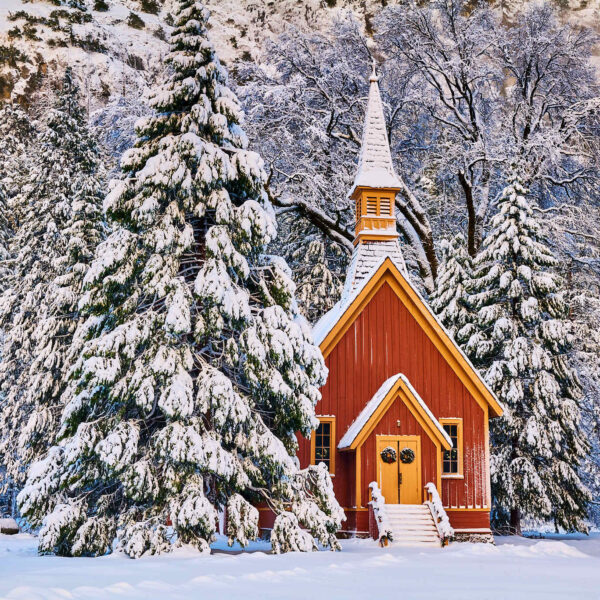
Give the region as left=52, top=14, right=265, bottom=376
left=400, top=447, right=415, bottom=464
left=380, top=446, right=397, bottom=464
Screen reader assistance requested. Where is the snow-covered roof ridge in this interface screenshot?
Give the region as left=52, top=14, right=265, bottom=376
left=341, top=239, right=406, bottom=301
left=311, top=256, right=504, bottom=417
left=338, top=373, right=452, bottom=450
left=348, top=64, right=402, bottom=197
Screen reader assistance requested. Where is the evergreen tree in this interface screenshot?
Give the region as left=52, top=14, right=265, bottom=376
left=18, top=1, right=343, bottom=558
left=0, top=182, right=10, bottom=291
left=466, top=174, right=590, bottom=534
left=0, top=102, right=34, bottom=293
left=429, top=233, right=474, bottom=344
left=0, top=70, right=105, bottom=497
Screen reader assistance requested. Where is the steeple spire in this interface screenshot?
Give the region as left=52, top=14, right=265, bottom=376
left=349, top=62, right=402, bottom=198
left=349, top=63, right=402, bottom=246
left=340, top=64, right=406, bottom=298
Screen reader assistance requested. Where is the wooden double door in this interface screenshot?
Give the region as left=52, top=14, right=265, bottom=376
left=376, top=436, right=422, bottom=504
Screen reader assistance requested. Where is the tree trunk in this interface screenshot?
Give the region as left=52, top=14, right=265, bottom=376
left=509, top=507, right=521, bottom=536
left=458, top=170, right=477, bottom=258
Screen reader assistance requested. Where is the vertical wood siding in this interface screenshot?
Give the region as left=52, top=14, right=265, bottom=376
left=298, top=281, right=489, bottom=528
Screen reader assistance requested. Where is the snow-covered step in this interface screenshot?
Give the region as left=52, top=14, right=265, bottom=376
left=388, top=521, right=437, bottom=535
left=385, top=504, right=442, bottom=547
left=388, top=515, right=433, bottom=520
left=388, top=518, right=435, bottom=526
left=388, top=511, right=432, bottom=516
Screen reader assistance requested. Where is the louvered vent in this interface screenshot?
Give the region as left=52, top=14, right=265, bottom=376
left=380, top=197, right=391, bottom=215
left=366, top=197, right=378, bottom=215
left=355, top=197, right=362, bottom=217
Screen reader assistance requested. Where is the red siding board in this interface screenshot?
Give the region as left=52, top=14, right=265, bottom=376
left=297, top=281, right=490, bottom=532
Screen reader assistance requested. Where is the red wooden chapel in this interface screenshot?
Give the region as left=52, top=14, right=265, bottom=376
left=295, top=67, right=504, bottom=542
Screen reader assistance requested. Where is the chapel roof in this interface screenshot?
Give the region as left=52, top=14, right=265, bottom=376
left=313, top=257, right=504, bottom=418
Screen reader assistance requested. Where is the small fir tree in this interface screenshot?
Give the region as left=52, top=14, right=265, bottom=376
left=0, top=70, right=105, bottom=496
left=429, top=233, right=474, bottom=344
left=466, top=174, right=590, bottom=534
left=18, top=1, right=343, bottom=557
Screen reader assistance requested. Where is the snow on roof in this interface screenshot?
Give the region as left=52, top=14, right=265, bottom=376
left=348, top=66, right=402, bottom=197
left=312, top=256, right=504, bottom=415
left=313, top=253, right=396, bottom=346
left=338, top=373, right=452, bottom=450
left=341, top=239, right=406, bottom=301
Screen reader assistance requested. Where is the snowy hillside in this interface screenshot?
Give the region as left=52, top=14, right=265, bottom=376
left=1, top=0, right=599, bottom=108
left=0, top=0, right=169, bottom=107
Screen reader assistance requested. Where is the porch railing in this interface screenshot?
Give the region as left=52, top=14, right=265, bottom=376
left=368, top=481, right=393, bottom=545
left=424, top=482, right=454, bottom=546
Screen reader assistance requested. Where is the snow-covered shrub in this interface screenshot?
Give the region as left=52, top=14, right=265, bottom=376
left=271, top=513, right=316, bottom=554
left=226, top=494, right=259, bottom=548
left=72, top=517, right=116, bottom=557
left=38, top=501, right=86, bottom=556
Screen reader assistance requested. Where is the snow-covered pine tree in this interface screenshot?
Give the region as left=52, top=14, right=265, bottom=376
left=18, top=1, right=343, bottom=558
left=0, top=102, right=34, bottom=192
left=0, top=69, right=105, bottom=498
left=466, top=174, right=590, bottom=534
left=0, top=102, right=35, bottom=293
left=429, top=233, right=474, bottom=344
left=0, top=181, right=10, bottom=292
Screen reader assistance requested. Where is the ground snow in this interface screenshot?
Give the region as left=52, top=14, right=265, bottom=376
left=0, top=533, right=599, bottom=599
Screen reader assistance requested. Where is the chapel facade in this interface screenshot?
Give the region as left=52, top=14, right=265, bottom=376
left=295, top=67, right=503, bottom=542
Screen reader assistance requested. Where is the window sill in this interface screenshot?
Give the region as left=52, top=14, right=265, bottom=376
left=442, top=474, right=464, bottom=479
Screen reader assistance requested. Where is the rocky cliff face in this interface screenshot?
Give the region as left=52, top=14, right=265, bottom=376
left=0, top=0, right=597, bottom=112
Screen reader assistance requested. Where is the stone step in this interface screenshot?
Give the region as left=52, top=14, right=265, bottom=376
left=382, top=503, right=442, bottom=548
left=387, top=512, right=432, bottom=518
left=388, top=518, right=434, bottom=525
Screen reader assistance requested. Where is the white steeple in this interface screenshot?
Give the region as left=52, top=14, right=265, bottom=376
left=340, top=63, right=407, bottom=299
left=348, top=62, right=402, bottom=198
